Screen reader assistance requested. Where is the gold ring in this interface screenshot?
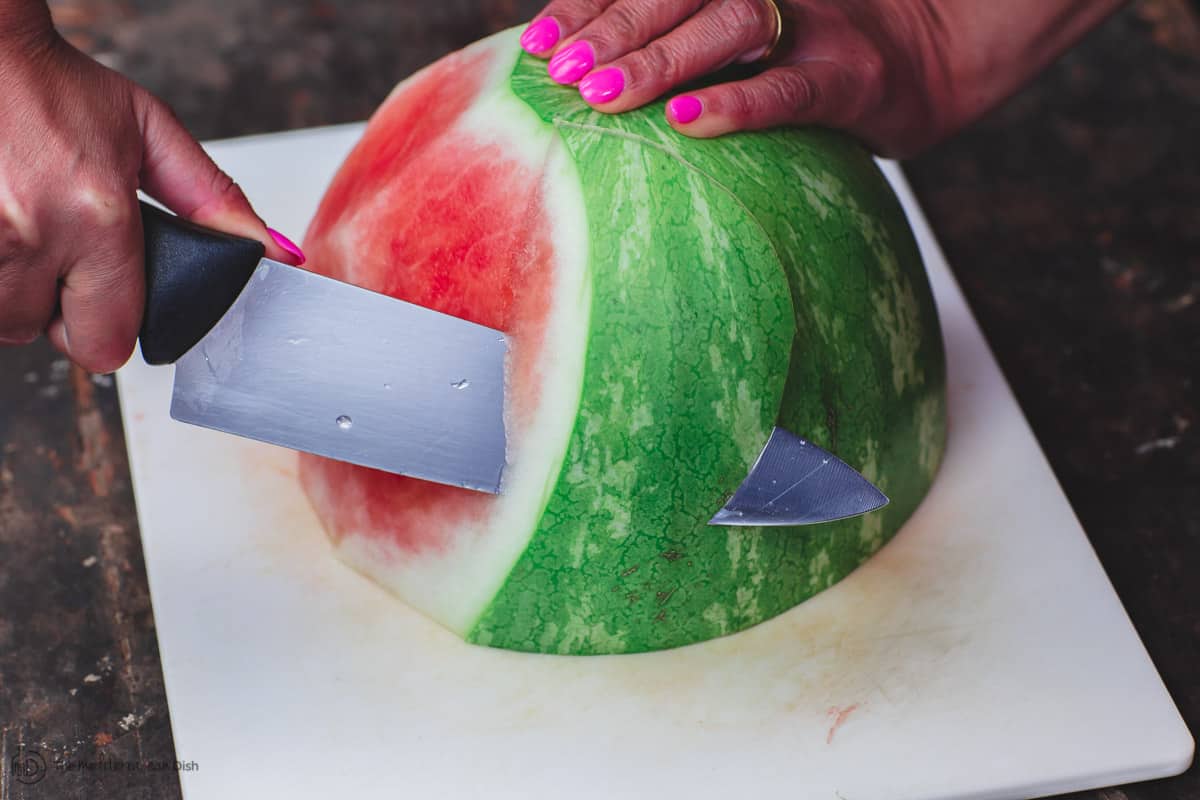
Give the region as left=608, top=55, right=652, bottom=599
left=757, top=0, right=784, bottom=63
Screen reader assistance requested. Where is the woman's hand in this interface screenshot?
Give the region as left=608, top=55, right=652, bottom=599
left=519, top=0, right=1127, bottom=156
left=0, top=6, right=301, bottom=372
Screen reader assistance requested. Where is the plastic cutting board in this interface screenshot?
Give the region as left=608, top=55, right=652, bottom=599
left=116, top=123, right=1193, bottom=800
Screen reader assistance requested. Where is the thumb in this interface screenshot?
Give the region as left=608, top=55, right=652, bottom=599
left=134, top=89, right=304, bottom=265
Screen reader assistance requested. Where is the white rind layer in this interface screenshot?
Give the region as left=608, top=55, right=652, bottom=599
left=331, top=30, right=592, bottom=632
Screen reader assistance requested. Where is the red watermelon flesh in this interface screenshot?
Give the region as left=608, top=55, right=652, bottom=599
left=303, top=44, right=558, bottom=557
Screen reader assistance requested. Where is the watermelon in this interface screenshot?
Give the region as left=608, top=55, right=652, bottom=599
left=299, top=28, right=946, bottom=655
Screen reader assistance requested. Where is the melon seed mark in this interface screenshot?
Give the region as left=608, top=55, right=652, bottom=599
left=620, top=565, right=639, bottom=577
left=660, top=550, right=684, bottom=562
left=826, top=405, right=840, bottom=452
left=653, top=610, right=667, bottom=623
left=655, top=588, right=676, bottom=607
left=625, top=592, right=640, bottom=605
left=451, top=378, right=470, bottom=390
left=336, top=415, right=353, bottom=430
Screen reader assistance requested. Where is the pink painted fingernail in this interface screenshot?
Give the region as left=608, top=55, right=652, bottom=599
left=666, top=95, right=703, bottom=124
left=520, top=17, right=561, bottom=54
left=268, top=228, right=306, bottom=265
left=579, top=67, right=624, bottom=104
left=548, top=41, right=595, bottom=84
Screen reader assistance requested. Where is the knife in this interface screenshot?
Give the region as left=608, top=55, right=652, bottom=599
left=137, top=203, right=887, bottom=525
left=138, top=201, right=508, bottom=494
left=709, top=428, right=888, bottom=526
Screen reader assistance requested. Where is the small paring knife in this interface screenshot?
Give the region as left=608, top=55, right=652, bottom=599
left=709, top=428, right=888, bottom=527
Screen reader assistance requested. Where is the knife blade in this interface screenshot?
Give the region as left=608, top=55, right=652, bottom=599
left=137, top=202, right=508, bottom=494
left=708, top=427, right=888, bottom=526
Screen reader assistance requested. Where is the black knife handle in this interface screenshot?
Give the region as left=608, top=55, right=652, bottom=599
left=139, top=201, right=265, bottom=365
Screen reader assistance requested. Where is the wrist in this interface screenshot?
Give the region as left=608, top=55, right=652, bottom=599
left=0, top=1, right=55, bottom=49
left=850, top=0, right=963, bottom=152
left=920, top=0, right=1128, bottom=133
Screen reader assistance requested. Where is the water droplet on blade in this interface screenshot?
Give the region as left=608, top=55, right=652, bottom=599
left=451, top=379, right=470, bottom=390
left=336, top=415, right=353, bottom=430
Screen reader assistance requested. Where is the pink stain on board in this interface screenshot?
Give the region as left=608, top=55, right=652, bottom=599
left=826, top=704, right=862, bottom=744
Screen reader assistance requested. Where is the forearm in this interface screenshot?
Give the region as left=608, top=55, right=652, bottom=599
left=927, top=0, right=1129, bottom=131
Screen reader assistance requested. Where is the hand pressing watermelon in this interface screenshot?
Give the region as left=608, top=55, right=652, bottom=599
left=521, top=0, right=1127, bottom=157
left=298, top=29, right=946, bottom=655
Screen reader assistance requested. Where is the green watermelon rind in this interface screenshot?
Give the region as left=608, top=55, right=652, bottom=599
left=462, top=46, right=947, bottom=655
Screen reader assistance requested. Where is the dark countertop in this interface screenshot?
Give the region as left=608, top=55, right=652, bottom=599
left=1, top=1, right=1196, bottom=797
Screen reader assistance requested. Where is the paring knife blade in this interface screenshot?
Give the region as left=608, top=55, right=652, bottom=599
left=708, top=427, right=889, bottom=526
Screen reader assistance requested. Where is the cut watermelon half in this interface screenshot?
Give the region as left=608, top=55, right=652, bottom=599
left=300, top=29, right=946, bottom=655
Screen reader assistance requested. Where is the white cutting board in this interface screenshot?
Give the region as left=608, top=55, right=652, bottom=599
left=117, top=124, right=1192, bottom=800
